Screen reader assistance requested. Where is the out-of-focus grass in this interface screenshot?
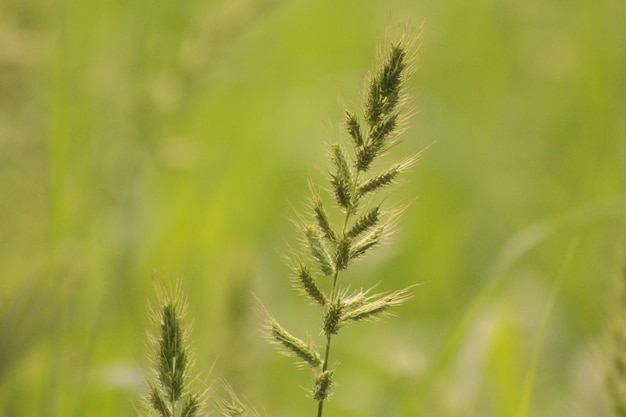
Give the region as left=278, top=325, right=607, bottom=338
left=0, top=0, right=624, bottom=416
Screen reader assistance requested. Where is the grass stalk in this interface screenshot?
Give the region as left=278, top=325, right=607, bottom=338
left=515, top=241, right=577, bottom=417
left=264, top=28, right=421, bottom=417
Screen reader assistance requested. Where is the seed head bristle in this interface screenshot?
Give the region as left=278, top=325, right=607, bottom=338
left=342, top=287, right=414, bottom=324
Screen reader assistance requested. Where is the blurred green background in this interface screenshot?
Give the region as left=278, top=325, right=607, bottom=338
left=1, top=0, right=624, bottom=416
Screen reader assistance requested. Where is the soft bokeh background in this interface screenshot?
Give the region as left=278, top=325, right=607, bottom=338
left=1, top=0, right=625, bottom=416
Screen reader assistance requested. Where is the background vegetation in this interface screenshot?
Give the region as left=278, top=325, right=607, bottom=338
left=0, top=0, right=624, bottom=416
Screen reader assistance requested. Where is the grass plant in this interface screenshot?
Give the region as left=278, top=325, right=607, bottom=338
left=262, top=29, right=421, bottom=417
left=142, top=281, right=205, bottom=417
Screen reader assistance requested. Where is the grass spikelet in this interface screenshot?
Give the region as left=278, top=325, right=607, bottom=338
left=149, top=385, right=172, bottom=417
left=341, top=287, right=414, bottom=324
left=323, top=301, right=344, bottom=336
left=269, top=319, right=322, bottom=368
left=370, top=113, right=398, bottom=148
left=365, top=43, right=406, bottom=127
left=349, top=225, right=385, bottom=260
left=357, top=166, right=400, bottom=197
left=293, top=263, right=328, bottom=307
left=357, top=154, right=418, bottom=198
left=330, top=174, right=351, bottom=210
left=345, top=112, right=364, bottom=147
left=329, top=143, right=354, bottom=210
left=143, top=279, right=205, bottom=417
left=346, top=206, right=381, bottom=239
left=334, top=236, right=351, bottom=271
left=331, top=143, right=352, bottom=185
left=305, top=225, right=335, bottom=276
left=158, top=302, right=187, bottom=403
left=313, top=199, right=337, bottom=244
left=312, top=370, right=334, bottom=402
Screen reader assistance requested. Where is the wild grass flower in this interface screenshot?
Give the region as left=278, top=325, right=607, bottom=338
left=140, top=28, right=422, bottom=417
left=142, top=280, right=206, bottom=417
left=264, top=28, right=422, bottom=417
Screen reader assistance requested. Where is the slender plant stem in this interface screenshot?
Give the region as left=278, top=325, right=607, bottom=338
left=316, top=171, right=361, bottom=417
left=316, top=252, right=341, bottom=417
left=316, top=267, right=340, bottom=417
left=317, top=336, right=332, bottom=417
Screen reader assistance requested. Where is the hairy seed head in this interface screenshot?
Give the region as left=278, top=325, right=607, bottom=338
left=149, top=386, right=172, bottom=417
left=295, top=264, right=328, bottom=306
left=323, top=301, right=344, bottom=336
left=331, top=143, right=352, bottom=184
left=345, top=112, right=364, bottom=147
left=158, top=302, right=187, bottom=403
left=313, top=199, right=337, bottom=244
left=312, top=370, right=334, bottom=401
left=346, top=206, right=380, bottom=239
left=365, top=43, right=406, bottom=126
left=357, top=166, right=400, bottom=197
left=335, top=235, right=351, bottom=271
left=270, top=320, right=322, bottom=368
left=305, top=225, right=335, bottom=276
left=350, top=225, right=385, bottom=260
left=343, top=287, right=414, bottom=323
left=370, top=113, right=398, bottom=149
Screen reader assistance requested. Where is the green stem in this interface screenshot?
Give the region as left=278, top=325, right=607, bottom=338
left=316, top=170, right=361, bottom=417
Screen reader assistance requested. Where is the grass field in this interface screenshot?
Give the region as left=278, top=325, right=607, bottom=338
left=0, top=0, right=625, bottom=416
